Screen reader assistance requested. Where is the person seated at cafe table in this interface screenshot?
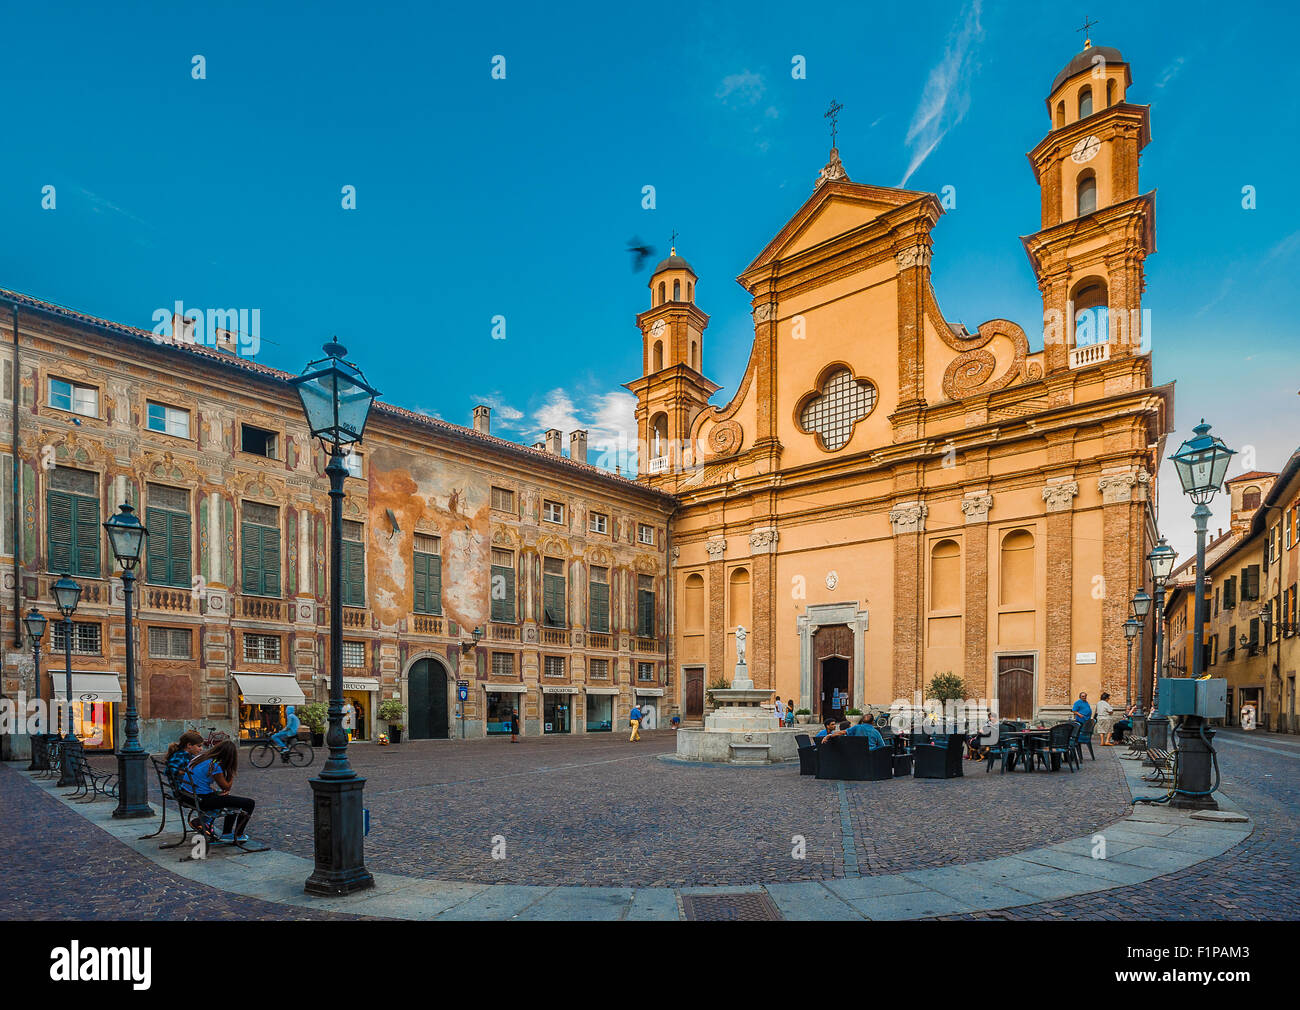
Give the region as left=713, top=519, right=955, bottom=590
left=846, top=712, right=886, bottom=749
left=813, top=718, right=836, bottom=742
left=1072, top=691, right=1092, bottom=726
left=966, top=711, right=998, bottom=760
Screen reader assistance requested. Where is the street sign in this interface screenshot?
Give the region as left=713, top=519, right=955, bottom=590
left=457, top=683, right=468, bottom=701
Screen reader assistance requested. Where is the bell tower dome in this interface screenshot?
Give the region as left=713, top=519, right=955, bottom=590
left=624, top=244, right=718, bottom=483
left=1023, top=38, right=1155, bottom=374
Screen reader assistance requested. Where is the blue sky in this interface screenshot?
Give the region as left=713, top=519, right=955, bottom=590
left=2, top=0, right=1297, bottom=561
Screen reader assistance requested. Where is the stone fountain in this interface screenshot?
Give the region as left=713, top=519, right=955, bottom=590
left=673, top=626, right=799, bottom=764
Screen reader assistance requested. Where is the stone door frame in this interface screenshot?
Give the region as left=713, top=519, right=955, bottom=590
left=797, top=603, right=869, bottom=712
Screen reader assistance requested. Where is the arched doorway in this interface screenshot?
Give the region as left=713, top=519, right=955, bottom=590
left=408, top=658, right=450, bottom=740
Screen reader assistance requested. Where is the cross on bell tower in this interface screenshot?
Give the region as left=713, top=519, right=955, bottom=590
left=1076, top=15, right=1099, bottom=48
left=824, top=99, right=843, bottom=148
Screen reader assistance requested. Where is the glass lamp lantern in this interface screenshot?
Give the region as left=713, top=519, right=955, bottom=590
left=24, top=607, right=47, bottom=643
left=52, top=574, right=83, bottom=618
left=1147, top=538, right=1177, bottom=584
left=289, top=341, right=380, bottom=452
left=1170, top=420, right=1236, bottom=505
left=1124, top=617, right=1140, bottom=639
left=103, top=504, right=148, bottom=570
left=1131, top=586, right=1152, bottom=619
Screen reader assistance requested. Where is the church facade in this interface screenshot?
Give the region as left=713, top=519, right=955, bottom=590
left=632, top=42, right=1172, bottom=723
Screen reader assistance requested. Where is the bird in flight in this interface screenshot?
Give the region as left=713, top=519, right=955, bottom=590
left=627, top=237, right=656, bottom=272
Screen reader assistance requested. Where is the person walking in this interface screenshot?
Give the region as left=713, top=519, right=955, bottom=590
left=785, top=699, right=796, bottom=728
left=774, top=696, right=785, bottom=725
left=1095, top=692, right=1116, bottom=746
left=510, top=709, right=520, bottom=744
left=629, top=703, right=643, bottom=742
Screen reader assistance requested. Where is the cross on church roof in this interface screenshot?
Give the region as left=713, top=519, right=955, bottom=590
left=1076, top=15, right=1099, bottom=48
left=824, top=99, right=843, bottom=148
left=670, top=228, right=678, bottom=254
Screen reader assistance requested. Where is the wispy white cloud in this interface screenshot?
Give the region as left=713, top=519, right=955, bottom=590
left=716, top=70, right=765, bottom=106
left=531, top=387, right=639, bottom=473
left=1154, top=56, right=1186, bottom=90
left=899, top=0, right=985, bottom=186
left=79, top=187, right=151, bottom=228
left=468, top=391, right=525, bottom=429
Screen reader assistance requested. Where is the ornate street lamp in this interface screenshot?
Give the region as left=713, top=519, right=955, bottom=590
left=52, top=574, right=83, bottom=787
left=1123, top=618, right=1141, bottom=709
left=290, top=340, right=379, bottom=897
left=1129, top=585, right=1151, bottom=712
left=1167, top=419, right=1235, bottom=809
left=23, top=607, right=49, bottom=772
left=103, top=503, right=153, bottom=819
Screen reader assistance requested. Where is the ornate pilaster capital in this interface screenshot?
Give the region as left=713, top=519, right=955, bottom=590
left=752, top=302, right=774, bottom=325
left=705, top=536, right=727, bottom=559
left=1041, top=480, right=1080, bottom=513
left=1098, top=467, right=1149, bottom=505
left=889, top=502, right=928, bottom=535
left=960, top=492, right=994, bottom=524
left=749, top=527, right=779, bottom=554
left=894, top=245, right=932, bottom=270
left=671, top=546, right=681, bottom=565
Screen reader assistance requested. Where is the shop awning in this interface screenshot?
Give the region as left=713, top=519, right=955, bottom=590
left=542, top=685, right=579, bottom=695
left=635, top=687, right=665, bottom=697
left=342, top=678, right=380, bottom=693
left=49, top=672, right=124, bottom=703
left=231, top=672, right=306, bottom=706
left=585, top=687, right=620, bottom=695
left=484, top=683, right=527, bottom=694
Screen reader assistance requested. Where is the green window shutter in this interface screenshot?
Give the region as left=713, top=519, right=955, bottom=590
left=638, top=590, right=655, bottom=637
left=2, top=464, right=13, bottom=556
left=429, top=553, right=442, bottom=615
left=170, top=511, right=191, bottom=587
left=261, top=526, right=280, bottom=597
left=413, top=552, right=428, bottom=614
left=589, top=581, right=609, bottom=633
left=242, top=523, right=263, bottom=594
left=543, top=574, right=565, bottom=627
left=72, top=496, right=100, bottom=577
left=342, top=540, right=365, bottom=607
left=491, top=564, right=515, bottom=622
left=48, top=490, right=73, bottom=574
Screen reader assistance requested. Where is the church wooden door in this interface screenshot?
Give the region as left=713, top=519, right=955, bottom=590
left=684, top=667, right=704, bottom=720
left=813, top=625, right=854, bottom=720
left=996, top=656, right=1035, bottom=721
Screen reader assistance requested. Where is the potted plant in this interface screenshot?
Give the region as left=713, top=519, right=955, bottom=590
left=845, top=707, right=862, bottom=717
left=704, top=676, right=731, bottom=711
left=379, top=699, right=406, bottom=744
left=795, top=708, right=812, bottom=725
left=299, top=702, right=328, bottom=747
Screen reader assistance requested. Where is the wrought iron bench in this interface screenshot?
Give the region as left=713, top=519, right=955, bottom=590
left=66, top=750, right=118, bottom=801
left=145, top=755, right=267, bottom=856
left=1142, top=747, right=1174, bottom=785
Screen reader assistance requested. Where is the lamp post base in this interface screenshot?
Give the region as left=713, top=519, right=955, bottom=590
left=27, top=733, right=55, bottom=772
left=112, top=749, right=155, bottom=819
left=304, top=774, right=374, bottom=897
left=56, top=737, right=83, bottom=788
left=1170, top=718, right=1219, bottom=811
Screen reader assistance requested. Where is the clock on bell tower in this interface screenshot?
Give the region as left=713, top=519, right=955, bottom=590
left=1022, top=38, right=1156, bottom=375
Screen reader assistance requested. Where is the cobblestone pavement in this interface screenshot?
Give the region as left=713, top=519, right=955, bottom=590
left=78, top=730, right=1132, bottom=888
left=0, top=762, right=367, bottom=921
left=933, top=727, right=1300, bottom=920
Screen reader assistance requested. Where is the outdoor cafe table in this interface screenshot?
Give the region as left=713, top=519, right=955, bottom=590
left=1003, top=728, right=1054, bottom=771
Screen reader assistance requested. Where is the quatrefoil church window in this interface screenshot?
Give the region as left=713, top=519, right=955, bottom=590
left=798, top=368, right=877, bottom=451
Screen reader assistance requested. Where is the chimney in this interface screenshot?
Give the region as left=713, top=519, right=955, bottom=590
left=532, top=440, right=546, bottom=451
left=545, top=428, right=563, bottom=456
left=472, top=404, right=491, bottom=435
left=570, top=430, right=588, bottom=464
left=212, top=327, right=239, bottom=354
left=170, top=312, right=196, bottom=345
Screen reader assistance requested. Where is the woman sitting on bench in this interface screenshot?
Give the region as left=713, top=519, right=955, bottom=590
left=164, top=731, right=204, bottom=785
left=187, top=740, right=255, bottom=842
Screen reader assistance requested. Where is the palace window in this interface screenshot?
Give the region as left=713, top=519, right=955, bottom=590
left=490, top=486, right=515, bottom=514
left=342, top=641, right=365, bottom=668
left=52, top=621, right=102, bottom=656
left=637, top=662, right=655, bottom=682
left=48, top=378, right=98, bottom=418
left=637, top=574, right=656, bottom=638
left=243, top=633, right=281, bottom=664
left=491, top=652, right=515, bottom=677
left=798, top=369, right=877, bottom=452
left=589, top=512, right=608, bottom=535
left=543, top=557, right=567, bottom=628
left=490, top=548, right=516, bottom=622
left=240, top=424, right=278, bottom=459
left=589, top=658, right=609, bottom=679
left=588, top=566, right=610, bottom=633
left=145, top=484, right=192, bottom=589
left=544, top=655, right=565, bottom=678
left=47, top=466, right=100, bottom=578
left=240, top=501, right=281, bottom=598
left=1242, top=486, right=1261, bottom=511
left=148, top=626, right=192, bottom=660
left=343, top=449, right=363, bottom=479
left=638, top=523, right=654, bottom=546
left=543, top=500, right=564, bottom=524
left=341, top=520, right=365, bottom=607
left=146, top=402, right=191, bottom=439
left=413, top=532, right=442, bottom=615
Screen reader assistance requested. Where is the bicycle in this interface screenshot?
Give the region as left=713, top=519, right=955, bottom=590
left=248, top=737, right=315, bottom=769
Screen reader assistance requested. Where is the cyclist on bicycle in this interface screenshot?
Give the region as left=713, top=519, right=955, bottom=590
left=271, top=706, right=300, bottom=754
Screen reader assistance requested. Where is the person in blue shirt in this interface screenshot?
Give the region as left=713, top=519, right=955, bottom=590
left=1072, top=692, right=1092, bottom=726
left=164, top=730, right=204, bottom=788
left=846, top=713, right=886, bottom=749
left=271, top=706, right=300, bottom=754
left=629, top=704, right=643, bottom=742
left=188, top=740, right=256, bottom=842
left=813, top=718, right=837, bottom=742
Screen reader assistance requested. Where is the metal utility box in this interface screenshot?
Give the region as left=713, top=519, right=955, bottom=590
left=1195, top=679, right=1227, bottom=719
left=1156, top=678, right=1227, bottom=718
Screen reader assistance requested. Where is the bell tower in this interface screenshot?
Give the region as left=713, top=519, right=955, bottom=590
left=1022, top=37, right=1156, bottom=374
left=624, top=245, right=718, bottom=483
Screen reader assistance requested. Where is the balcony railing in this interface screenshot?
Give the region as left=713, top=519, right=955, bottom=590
left=145, top=587, right=193, bottom=613
left=343, top=608, right=368, bottom=630
left=490, top=623, right=519, bottom=641
left=1068, top=341, right=1110, bottom=369
left=412, top=615, right=443, bottom=635
left=239, top=596, right=282, bottom=620
left=541, top=628, right=568, bottom=646
left=647, top=455, right=670, bottom=474
left=634, top=637, right=661, bottom=654
left=588, top=633, right=612, bottom=650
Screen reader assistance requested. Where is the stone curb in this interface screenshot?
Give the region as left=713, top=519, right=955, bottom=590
left=12, top=750, right=1253, bottom=921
